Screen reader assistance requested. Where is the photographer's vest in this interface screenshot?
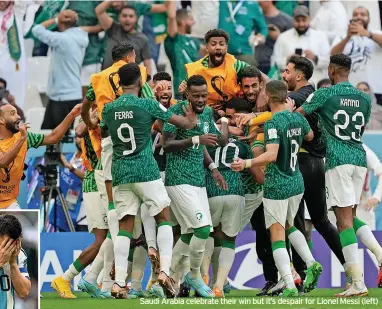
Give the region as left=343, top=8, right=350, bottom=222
left=185, top=54, right=240, bottom=110
left=0, top=133, right=27, bottom=208
left=89, top=60, right=147, bottom=158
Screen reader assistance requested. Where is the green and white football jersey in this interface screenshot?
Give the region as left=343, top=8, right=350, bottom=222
left=264, top=110, right=311, bottom=200
left=302, top=82, right=371, bottom=171
left=101, top=94, right=173, bottom=186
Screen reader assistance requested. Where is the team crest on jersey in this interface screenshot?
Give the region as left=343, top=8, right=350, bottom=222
left=203, top=122, right=210, bottom=134
left=196, top=212, right=203, bottom=221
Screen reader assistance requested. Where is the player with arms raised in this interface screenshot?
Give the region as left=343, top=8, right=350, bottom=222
left=293, top=54, right=372, bottom=297
left=101, top=63, right=197, bottom=299
left=232, top=81, right=322, bottom=297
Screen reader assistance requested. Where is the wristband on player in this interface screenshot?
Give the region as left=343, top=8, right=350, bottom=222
left=208, top=162, right=217, bottom=171
left=245, top=159, right=252, bottom=169
left=192, top=136, right=200, bottom=149
left=54, top=16, right=59, bottom=24
left=220, top=117, right=229, bottom=124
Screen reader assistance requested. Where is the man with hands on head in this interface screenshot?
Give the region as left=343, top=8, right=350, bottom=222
left=0, top=102, right=82, bottom=209
left=0, top=214, right=31, bottom=308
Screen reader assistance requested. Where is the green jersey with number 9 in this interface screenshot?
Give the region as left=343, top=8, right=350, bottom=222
left=302, top=82, right=371, bottom=171
left=206, top=137, right=252, bottom=198
left=101, top=94, right=173, bottom=186
left=264, top=110, right=311, bottom=200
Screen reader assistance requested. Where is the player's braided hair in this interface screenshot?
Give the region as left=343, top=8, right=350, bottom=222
left=204, top=29, right=229, bottom=44
left=153, top=72, right=172, bottom=82
left=330, top=54, right=352, bottom=71
left=238, top=66, right=262, bottom=84
left=118, top=63, right=141, bottom=86
left=0, top=214, right=22, bottom=240
left=187, top=75, right=207, bottom=90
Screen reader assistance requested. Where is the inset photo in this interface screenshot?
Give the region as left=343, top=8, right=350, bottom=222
left=0, top=210, right=39, bottom=309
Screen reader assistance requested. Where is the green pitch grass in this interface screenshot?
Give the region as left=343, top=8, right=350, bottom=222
left=41, top=289, right=382, bottom=309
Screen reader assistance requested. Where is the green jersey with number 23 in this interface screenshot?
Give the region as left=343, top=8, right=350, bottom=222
left=302, top=82, right=371, bottom=171
left=264, top=110, right=311, bottom=200
left=101, top=94, right=173, bottom=186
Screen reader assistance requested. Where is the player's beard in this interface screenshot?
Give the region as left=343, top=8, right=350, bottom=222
left=5, top=120, right=19, bottom=134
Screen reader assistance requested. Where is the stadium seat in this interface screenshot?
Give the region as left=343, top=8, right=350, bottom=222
left=24, top=84, right=43, bottom=114
left=27, top=107, right=46, bottom=132
left=27, top=56, right=50, bottom=93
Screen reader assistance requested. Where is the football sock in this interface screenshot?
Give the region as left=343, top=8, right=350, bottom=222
left=340, top=228, right=363, bottom=282
left=272, top=240, right=295, bottom=289
left=101, top=236, right=114, bottom=292
left=170, top=237, right=190, bottom=277
left=141, top=203, right=157, bottom=250
left=354, top=217, right=382, bottom=264
left=83, top=240, right=105, bottom=285
left=114, top=230, right=132, bottom=286
left=157, top=222, right=173, bottom=275
left=215, top=240, right=235, bottom=290
left=131, top=246, right=146, bottom=291
left=287, top=226, right=315, bottom=267
left=107, top=202, right=119, bottom=243
left=62, top=259, right=84, bottom=282
left=201, top=236, right=214, bottom=279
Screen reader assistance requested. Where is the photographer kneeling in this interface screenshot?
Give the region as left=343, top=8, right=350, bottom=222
left=0, top=102, right=81, bottom=209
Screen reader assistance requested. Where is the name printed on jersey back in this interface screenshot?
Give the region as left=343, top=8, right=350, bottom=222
left=115, top=111, right=134, bottom=119
left=340, top=98, right=360, bottom=108
left=287, top=128, right=301, bottom=138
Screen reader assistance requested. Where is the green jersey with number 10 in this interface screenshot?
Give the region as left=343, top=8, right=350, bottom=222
left=302, top=82, right=371, bottom=171
left=264, top=110, right=311, bottom=200
left=101, top=94, right=173, bottom=186
left=206, top=137, right=252, bottom=198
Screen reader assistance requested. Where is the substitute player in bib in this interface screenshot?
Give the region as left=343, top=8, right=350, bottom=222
left=0, top=103, right=81, bottom=209
left=162, top=75, right=228, bottom=298
left=232, top=81, right=322, bottom=297
left=183, top=29, right=249, bottom=110
left=0, top=214, right=31, bottom=308
left=295, top=54, right=371, bottom=297
left=101, top=63, right=198, bottom=299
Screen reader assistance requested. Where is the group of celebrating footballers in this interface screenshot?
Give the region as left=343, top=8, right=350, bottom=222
left=1, top=26, right=382, bottom=300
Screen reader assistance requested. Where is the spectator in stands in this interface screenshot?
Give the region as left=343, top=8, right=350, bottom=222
left=272, top=5, right=330, bottom=86
left=218, top=0, right=268, bottom=66
left=0, top=1, right=27, bottom=109
left=67, top=1, right=104, bottom=95
left=141, top=1, right=171, bottom=66
left=331, top=7, right=382, bottom=105
left=311, top=0, right=348, bottom=44
left=0, top=78, right=25, bottom=122
left=96, top=1, right=152, bottom=74
left=32, top=10, right=89, bottom=131
left=357, top=82, right=382, bottom=131
left=191, top=0, right=219, bottom=43
left=164, top=1, right=203, bottom=100
left=256, top=0, right=293, bottom=74
left=317, top=78, right=331, bottom=89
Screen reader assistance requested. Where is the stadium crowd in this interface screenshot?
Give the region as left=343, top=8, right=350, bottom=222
left=1, top=0, right=382, bottom=302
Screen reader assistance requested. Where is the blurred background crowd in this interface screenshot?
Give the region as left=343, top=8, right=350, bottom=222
left=1, top=0, right=382, bottom=231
